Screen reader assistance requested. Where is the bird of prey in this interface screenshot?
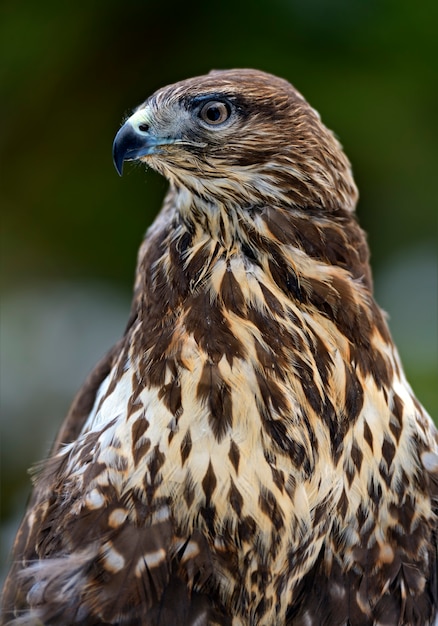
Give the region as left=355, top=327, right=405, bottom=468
left=2, top=69, right=437, bottom=626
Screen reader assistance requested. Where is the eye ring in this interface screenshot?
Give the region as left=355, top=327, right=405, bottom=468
left=199, top=100, right=231, bottom=125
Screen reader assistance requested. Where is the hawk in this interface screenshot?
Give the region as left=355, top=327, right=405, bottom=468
left=2, top=69, right=437, bottom=626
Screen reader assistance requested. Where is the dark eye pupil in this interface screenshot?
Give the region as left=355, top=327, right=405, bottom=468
left=206, top=106, right=221, bottom=122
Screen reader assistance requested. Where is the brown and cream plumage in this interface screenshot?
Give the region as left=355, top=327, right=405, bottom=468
left=2, top=69, right=437, bottom=626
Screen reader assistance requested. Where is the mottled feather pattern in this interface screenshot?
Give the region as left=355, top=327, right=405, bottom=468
left=2, top=69, right=437, bottom=625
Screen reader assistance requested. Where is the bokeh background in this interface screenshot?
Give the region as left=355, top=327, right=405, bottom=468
left=1, top=0, right=437, bottom=577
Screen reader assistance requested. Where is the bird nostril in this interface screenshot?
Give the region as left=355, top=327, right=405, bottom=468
left=138, top=123, right=150, bottom=132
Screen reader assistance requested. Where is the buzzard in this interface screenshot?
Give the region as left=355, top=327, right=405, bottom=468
left=2, top=69, right=437, bottom=625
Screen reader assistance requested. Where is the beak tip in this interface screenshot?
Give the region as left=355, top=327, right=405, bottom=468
left=112, top=134, right=125, bottom=176
left=113, top=158, right=124, bottom=176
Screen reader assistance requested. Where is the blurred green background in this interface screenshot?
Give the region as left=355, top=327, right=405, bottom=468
left=1, top=0, right=437, bottom=574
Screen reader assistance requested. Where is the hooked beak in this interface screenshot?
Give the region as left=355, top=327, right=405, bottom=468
left=112, top=120, right=161, bottom=176
left=112, top=106, right=177, bottom=176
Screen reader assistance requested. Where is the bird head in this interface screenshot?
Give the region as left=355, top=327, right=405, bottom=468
left=113, top=69, right=358, bottom=211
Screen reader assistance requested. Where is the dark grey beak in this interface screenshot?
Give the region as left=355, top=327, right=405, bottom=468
left=112, top=121, right=156, bottom=176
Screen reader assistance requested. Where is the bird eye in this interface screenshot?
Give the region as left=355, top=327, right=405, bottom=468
left=199, top=101, right=231, bottom=125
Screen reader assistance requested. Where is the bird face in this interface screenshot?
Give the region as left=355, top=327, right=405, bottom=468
left=113, top=69, right=358, bottom=210
left=112, top=91, right=238, bottom=175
